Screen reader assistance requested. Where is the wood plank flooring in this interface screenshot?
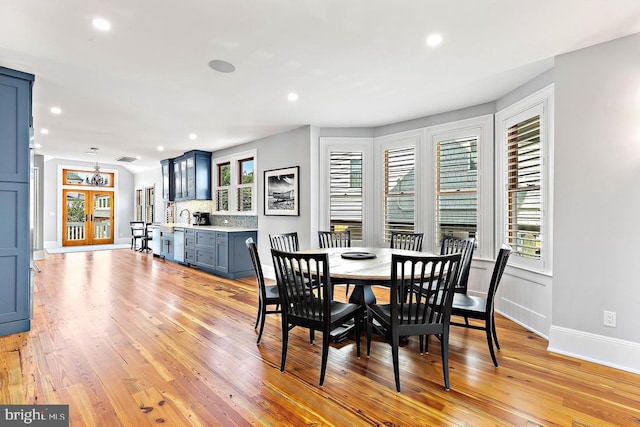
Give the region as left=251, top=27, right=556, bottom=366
left=1, top=249, right=639, bottom=426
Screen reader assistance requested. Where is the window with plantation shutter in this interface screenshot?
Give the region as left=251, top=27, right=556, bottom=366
left=216, top=162, right=230, bottom=212
left=145, top=186, right=154, bottom=223
left=384, top=146, right=415, bottom=241
left=213, top=149, right=257, bottom=215
left=436, top=136, right=478, bottom=244
left=329, top=152, right=363, bottom=240
left=135, top=189, right=143, bottom=221
left=237, top=157, right=254, bottom=212
left=506, top=115, right=542, bottom=260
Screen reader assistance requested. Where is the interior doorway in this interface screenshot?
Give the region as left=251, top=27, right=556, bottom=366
left=62, top=189, right=114, bottom=246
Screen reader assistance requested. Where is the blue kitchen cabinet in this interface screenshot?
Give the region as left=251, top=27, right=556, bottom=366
left=0, top=66, right=33, bottom=336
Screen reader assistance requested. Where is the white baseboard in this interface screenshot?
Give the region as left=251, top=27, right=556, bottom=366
left=548, top=325, right=640, bottom=374
left=45, top=239, right=130, bottom=249
left=497, top=309, right=548, bottom=340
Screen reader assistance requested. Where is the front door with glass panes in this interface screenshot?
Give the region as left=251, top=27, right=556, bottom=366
left=62, top=189, right=114, bottom=246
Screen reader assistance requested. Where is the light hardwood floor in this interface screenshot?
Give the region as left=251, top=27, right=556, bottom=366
left=1, top=249, right=639, bottom=426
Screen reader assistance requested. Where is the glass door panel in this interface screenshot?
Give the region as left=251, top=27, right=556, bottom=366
left=62, top=190, right=114, bottom=246
left=91, top=192, right=113, bottom=244
left=63, top=190, right=88, bottom=246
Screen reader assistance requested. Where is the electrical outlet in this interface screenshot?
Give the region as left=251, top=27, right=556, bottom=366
left=604, top=311, right=616, bottom=327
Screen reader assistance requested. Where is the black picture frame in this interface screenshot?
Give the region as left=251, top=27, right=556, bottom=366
left=264, top=166, right=299, bottom=216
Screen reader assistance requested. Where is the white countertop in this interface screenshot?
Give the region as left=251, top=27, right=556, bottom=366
left=155, top=223, right=257, bottom=232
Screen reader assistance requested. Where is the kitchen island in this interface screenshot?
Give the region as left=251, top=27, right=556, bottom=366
left=149, top=223, right=257, bottom=279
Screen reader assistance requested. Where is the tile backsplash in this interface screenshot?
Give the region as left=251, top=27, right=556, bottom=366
left=211, top=214, right=258, bottom=228
left=170, top=200, right=257, bottom=228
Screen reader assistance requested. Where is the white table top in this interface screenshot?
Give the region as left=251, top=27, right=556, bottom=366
left=296, top=247, right=432, bottom=283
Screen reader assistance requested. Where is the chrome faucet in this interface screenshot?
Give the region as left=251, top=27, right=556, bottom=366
left=179, top=208, right=191, bottom=224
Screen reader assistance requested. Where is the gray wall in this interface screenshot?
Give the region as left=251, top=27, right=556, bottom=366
left=553, top=33, right=640, bottom=346
left=134, top=166, right=163, bottom=223
left=212, top=126, right=313, bottom=271
left=375, top=102, right=496, bottom=137
left=43, top=158, right=135, bottom=246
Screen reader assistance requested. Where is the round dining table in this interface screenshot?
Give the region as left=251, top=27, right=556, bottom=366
left=295, top=246, right=430, bottom=306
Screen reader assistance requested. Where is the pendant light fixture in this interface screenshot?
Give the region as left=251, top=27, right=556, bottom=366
left=87, top=147, right=106, bottom=186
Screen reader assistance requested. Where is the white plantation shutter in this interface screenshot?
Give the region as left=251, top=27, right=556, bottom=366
left=237, top=157, right=254, bottom=212
left=329, top=152, right=363, bottom=240
left=384, top=146, right=415, bottom=241
left=145, top=186, right=154, bottom=223
left=436, top=136, right=478, bottom=244
left=506, top=115, right=542, bottom=260
left=216, top=162, right=230, bottom=212
left=135, top=189, right=143, bottom=221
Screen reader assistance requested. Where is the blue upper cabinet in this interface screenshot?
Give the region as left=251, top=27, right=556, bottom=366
left=0, top=66, right=33, bottom=336
left=174, top=150, right=212, bottom=201
left=161, top=158, right=174, bottom=201
left=0, top=67, right=33, bottom=183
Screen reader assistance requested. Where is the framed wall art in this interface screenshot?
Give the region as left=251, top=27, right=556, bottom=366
left=264, top=166, right=299, bottom=216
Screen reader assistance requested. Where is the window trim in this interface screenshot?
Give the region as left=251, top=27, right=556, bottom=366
left=495, top=85, right=554, bottom=273
left=319, top=137, right=374, bottom=246
left=374, top=130, right=423, bottom=246
left=427, top=115, right=493, bottom=259
left=213, top=149, right=257, bottom=215
left=237, top=157, right=255, bottom=213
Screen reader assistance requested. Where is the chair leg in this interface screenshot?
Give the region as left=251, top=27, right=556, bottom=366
left=486, top=318, right=499, bottom=367
left=354, top=311, right=361, bottom=358
left=419, top=335, right=424, bottom=354
left=256, top=306, right=267, bottom=345
left=254, top=300, right=262, bottom=329
left=491, top=314, right=500, bottom=350
left=280, top=317, right=289, bottom=372
left=345, top=284, right=351, bottom=296
left=309, top=329, right=315, bottom=345
left=366, top=309, right=372, bottom=357
left=319, top=331, right=330, bottom=386
left=392, top=333, right=401, bottom=392
left=441, top=328, right=451, bottom=391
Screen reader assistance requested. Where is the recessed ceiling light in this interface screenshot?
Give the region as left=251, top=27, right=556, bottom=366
left=189, top=133, right=197, bottom=140
left=136, top=156, right=142, bottom=159
left=92, top=17, right=111, bottom=31
left=50, top=106, right=62, bottom=115
left=157, top=146, right=164, bottom=152
left=34, top=143, right=42, bottom=149
left=40, top=128, right=49, bottom=134
left=426, top=33, right=443, bottom=47
left=208, top=60, right=236, bottom=73
left=288, top=93, right=299, bottom=102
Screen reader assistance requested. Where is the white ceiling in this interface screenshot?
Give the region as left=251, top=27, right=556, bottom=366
left=2, top=0, right=640, bottom=172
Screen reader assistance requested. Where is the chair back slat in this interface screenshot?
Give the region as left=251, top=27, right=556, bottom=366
left=130, top=221, right=146, bottom=237
left=390, top=232, right=424, bottom=251
left=318, top=230, right=351, bottom=248
left=440, top=236, right=475, bottom=293
left=271, top=249, right=330, bottom=324
left=269, top=232, right=300, bottom=252
left=245, top=238, right=267, bottom=301
left=485, top=246, right=511, bottom=312
left=391, top=253, right=461, bottom=334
